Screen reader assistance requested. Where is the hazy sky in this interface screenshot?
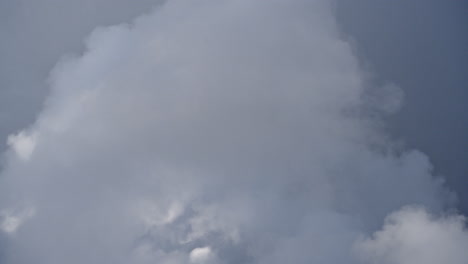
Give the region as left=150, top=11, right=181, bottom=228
left=0, top=1, right=466, bottom=263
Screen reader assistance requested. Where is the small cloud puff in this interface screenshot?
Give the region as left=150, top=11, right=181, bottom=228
left=190, top=247, right=215, bottom=264
left=7, top=131, right=37, bottom=161
left=0, top=207, right=36, bottom=234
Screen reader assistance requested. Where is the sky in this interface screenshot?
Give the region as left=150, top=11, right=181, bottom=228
left=336, top=0, right=468, bottom=214
left=0, top=0, right=467, bottom=263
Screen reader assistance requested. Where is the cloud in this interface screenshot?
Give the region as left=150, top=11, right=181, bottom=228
left=6, top=131, right=37, bottom=161
left=0, top=0, right=464, bottom=263
left=0, top=206, right=35, bottom=234
left=190, top=247, right=216, bottom=264
left=0, top=0, right=161, bottom=154
left=355, top=206, right=468, bottom=264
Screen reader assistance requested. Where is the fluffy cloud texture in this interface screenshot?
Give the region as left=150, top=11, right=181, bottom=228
left=0, top=0, right=466, bottom=263
left=0, top=0, right=160, bottom=153
left=356, top=206, right=468, bottom=264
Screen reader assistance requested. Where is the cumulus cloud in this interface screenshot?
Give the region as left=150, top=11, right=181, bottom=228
left=0, top=0, right=161, bottom=153
left=0, top=0, right=465, bottom=263
left=356, top=206, right=468, bottom=264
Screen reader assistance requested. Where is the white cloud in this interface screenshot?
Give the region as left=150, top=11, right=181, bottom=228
left=7, top=131, right=37, bottom=161
left=190, top=247, right=214, bottom=264
left=355, top=206, right=468, bottom=264
left=0, top=0, right=463, bottom=263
